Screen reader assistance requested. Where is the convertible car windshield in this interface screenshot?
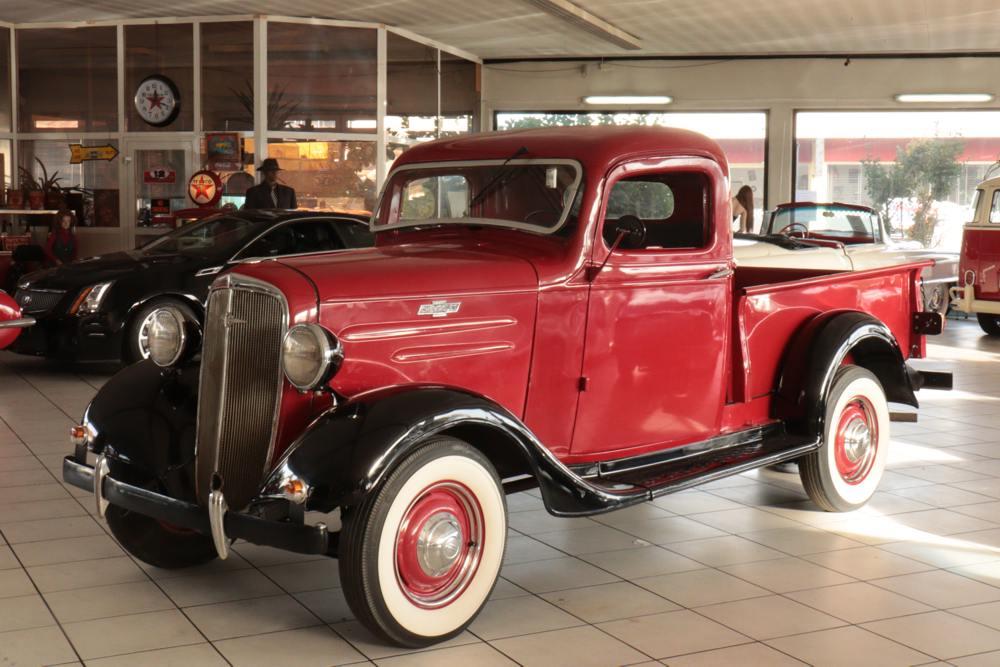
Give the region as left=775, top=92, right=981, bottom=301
left=768, top=205, right=880, bottom=243
left=141, top=216, right=256, bottom=255
left=375, top=160, right=582, bottom=234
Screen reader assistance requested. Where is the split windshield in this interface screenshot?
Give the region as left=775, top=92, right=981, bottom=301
left=374, top=160, right=583, bottom=234
left=768, top=205, right=880, bottom=242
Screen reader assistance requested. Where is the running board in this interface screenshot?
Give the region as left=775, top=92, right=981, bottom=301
left=572, top=428, right=820, bottom=507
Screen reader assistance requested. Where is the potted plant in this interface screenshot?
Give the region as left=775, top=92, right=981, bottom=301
left=5, top=186, right=24, bottom=209
left=36, top=158, right=66, bottom=210
left=18, top=166, right=44, bottom=210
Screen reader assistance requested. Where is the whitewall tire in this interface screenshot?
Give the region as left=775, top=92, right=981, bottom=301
left=340, top=436, right=507, bottom=647
left=800, top=366, right=890, bottom=512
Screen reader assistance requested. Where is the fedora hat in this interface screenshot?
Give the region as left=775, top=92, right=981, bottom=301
left=258, top=158, right=282, bottom=172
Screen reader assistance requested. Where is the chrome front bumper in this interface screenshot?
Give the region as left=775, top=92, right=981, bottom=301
left=62, top=454, right=332, bottom=558
left=0, top=316, right=35, bottom=329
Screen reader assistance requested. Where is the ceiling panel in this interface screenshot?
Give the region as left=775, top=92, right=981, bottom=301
left=3, top=0, right=999, bottom=58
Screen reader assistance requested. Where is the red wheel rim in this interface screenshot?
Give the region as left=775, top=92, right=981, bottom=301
left=834, top=396, right=878, bottom=485
left=394, top=481, right=485, bottom=609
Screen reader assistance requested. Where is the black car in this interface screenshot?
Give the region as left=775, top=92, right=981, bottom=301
left=11, top=210, right=373, bottom=363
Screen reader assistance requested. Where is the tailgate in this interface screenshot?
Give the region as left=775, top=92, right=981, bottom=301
left=735, top=261, right=928, bottom=401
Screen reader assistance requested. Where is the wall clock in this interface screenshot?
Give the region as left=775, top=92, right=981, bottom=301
left=134, top=75, right=181, bottom=127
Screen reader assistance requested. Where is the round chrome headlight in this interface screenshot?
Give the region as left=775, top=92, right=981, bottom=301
left=147, top=308, right=186, bottom=367
left=281, top=323, right=343, bottom=391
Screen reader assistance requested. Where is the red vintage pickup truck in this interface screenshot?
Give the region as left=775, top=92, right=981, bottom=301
left=63, top=126, right=949, bottom=647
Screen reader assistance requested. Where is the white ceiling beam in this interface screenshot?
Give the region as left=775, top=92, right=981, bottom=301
left=523, top=0, right=641, bottom=50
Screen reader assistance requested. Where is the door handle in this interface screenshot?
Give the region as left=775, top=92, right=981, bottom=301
left=705, top=268, right=733, bottom=280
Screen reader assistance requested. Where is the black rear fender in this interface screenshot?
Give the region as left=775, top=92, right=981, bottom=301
left=774, top=311, right=917, bottom=436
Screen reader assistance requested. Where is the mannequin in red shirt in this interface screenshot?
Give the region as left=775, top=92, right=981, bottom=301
left=45, top=210, right=78, bottom=266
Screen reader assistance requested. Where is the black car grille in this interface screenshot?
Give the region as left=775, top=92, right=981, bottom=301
left=195, top=278, right=286, bottom=511
left=14, top=289, right=65, bottom=315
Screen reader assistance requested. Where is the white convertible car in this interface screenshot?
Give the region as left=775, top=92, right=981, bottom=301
left=734, top=202, right=959, bottom=312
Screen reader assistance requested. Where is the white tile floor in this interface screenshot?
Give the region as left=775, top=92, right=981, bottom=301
left=1, top=318, right=999, bottom=665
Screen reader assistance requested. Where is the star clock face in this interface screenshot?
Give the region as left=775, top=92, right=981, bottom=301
left=134, top=76, right=180, bottom=127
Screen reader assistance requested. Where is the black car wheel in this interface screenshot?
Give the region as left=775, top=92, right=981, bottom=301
left=123, top=299, right=197, bottom=365
left=978, top=313, right=1000, bottom=336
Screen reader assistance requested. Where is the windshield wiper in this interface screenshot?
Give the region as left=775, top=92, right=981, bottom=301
left=468, top=146, right=528, bottom=210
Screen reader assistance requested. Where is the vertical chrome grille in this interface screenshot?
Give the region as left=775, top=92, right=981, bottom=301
left=196, top=277, right=286, bottom=510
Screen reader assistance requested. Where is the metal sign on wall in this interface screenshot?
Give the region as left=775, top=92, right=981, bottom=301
left=143, top=167, right=176, bottom=184
left=69, top=144, right=119, bottom=164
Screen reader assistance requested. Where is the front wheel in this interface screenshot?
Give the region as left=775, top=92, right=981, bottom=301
left=800, top=366, right=890, bottom=512
left=106, top=505, right=218, bottom=569
left=978, top=313, right=1000, bottom=336
left=339, top=436, right=507, bottom=647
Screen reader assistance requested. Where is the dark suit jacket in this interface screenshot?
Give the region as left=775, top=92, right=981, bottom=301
left=244, top=183, right=297, bottom=210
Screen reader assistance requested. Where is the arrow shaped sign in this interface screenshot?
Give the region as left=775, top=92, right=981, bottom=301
left=69, top=144, right=119, bottom=164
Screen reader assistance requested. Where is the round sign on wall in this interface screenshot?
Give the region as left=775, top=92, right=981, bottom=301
left=134, top=75, right=181, bottom=127
left=188, top=170, right=223, bottom=207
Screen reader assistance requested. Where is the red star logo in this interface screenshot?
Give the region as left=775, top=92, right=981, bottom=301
left=191, top=177, right=214, bottom=202
left=146, top=89, right=165, bottom=111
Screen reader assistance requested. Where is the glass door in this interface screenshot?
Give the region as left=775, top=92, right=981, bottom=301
left=124, top=140, right=194, bottom=249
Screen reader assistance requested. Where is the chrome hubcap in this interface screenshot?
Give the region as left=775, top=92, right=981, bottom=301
left=416, top=511, right=463, bottom=577
left=842, top=419, right=872, bottom=464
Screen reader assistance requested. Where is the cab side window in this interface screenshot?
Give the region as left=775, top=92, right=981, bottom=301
left=990, top=191, right=1000, bottom=224
left=603, top=172, right=710, bottom=250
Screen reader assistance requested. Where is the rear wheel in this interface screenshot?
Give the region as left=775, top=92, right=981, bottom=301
left=339, top=436, right=507, bottom=647
left=800, top=366, right=889, bottom=512
left=978, top=313, right=1000, bottom=336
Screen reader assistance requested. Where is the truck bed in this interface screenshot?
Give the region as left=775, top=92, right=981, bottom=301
left=731, top=261, right=929, bottom=406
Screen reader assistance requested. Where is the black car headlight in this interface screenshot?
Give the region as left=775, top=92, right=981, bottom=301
left=70, top=281, right=113, bottom=315
left=281, top=323, right=343, bottom=391
left=147, top=308, right=190, bottom=367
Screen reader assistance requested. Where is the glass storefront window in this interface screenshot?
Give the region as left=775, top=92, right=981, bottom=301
left=0, top=140, right=11, bottom=197
left=495, top=111, right=767, bottom=227
left=0, top=29, right=10, bottom=132
left=266, top=140, right=376, bottom=212
left=387, top=33, right=438, bottom=168
left=125, top=23, right=194, bottom=132
left=201, top=22, right=254, bottom=132
left=267, top=23, right=376, bottom=132
left=440, top=52, right=479, bottom=137
left=18, top=140, right=120, bottom=228
left=198, top=135, right=256, bottom=207
left=795, top=111, right=1000, bottom=250
left=17, top=26, right=117, bottom=133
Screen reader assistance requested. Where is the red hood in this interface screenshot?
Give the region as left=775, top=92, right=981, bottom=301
left=277, top=241, right=540, bottom=303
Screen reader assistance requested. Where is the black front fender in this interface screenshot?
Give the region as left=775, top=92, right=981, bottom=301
left=280, top=386, right=645, bottom=517
left=83, top=360, right=200, bottom=498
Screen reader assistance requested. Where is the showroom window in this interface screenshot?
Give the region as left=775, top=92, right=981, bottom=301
left=440, top=51, right=479, bottom=137
left=201, top=22, right=254, bottom=132
left=17, top=26, right=118, bottom=133
left=795, top=110, right=1000, bottom=250
left=125, top=24, right=194, bottom=132
left=267, top=139, right=376, bottom=212
left=267, top=23, right=377, bottom=132
left=386, top=32, right=438, bottom=168
left=496, top=111, right=767, bottom=225
left=18, top=140, right=120, bottom=227
left=0, top=28, right=10, bottom=133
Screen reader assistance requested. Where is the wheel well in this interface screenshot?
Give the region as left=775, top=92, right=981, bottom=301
left=845, top=336, right=915, bottom=407
left=439, top=422, right=535, bottom=481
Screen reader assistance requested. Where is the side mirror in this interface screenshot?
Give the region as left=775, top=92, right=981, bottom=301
left=615, top=215, right=647, bottom=250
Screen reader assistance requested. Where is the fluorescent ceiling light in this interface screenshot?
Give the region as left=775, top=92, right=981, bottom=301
left=895, top=93, right=994, bottom=103
left=584, top=95, right=672, bottom=105
left=35, top=119, right=79, bottom=129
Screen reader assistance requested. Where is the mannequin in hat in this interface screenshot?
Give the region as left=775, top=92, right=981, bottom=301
left=243, top=158, right=297, bottom=210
